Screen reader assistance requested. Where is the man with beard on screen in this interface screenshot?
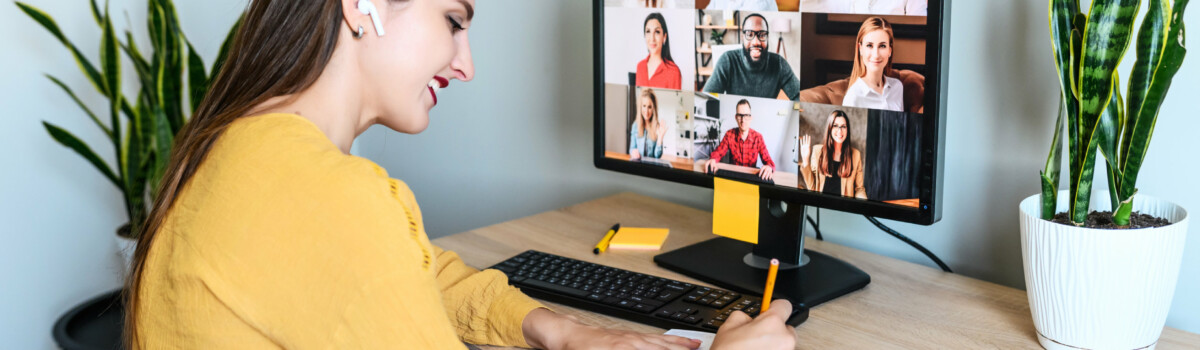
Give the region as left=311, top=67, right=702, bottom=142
left=702, top=13, right=801, bottom=100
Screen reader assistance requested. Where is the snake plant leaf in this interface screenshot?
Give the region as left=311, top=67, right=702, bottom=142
left=1116, top=0, right=1190, bottom=224
left=1097, top=77, right=1125, bottom=210
left=1125, top=0, right=1169, bottom=151
left=1042, top=96, right=1067, bottom=219
left=1050, top=0, right=1080, bottom=100
left=186, top=40, right=208, bottom=113
left=149, top=103, right=175, bottom=199
left=15, top=2, right=108, bottom=97
left=101, top=6, right=124, bottom=181
left=1096, top=75, right=1123, bottom=174
left=43, top=121, right=121, bottom=189
left=90, top=0, right=103, bottom=27
left=1070, top=0, right=1140, bottom=223
left=45, top=74, right=112, bottom=139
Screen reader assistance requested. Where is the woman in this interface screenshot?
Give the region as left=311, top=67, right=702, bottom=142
left=635, top=12, right=682, bottom=90
left=841, top=17, right=904, bottom=112
left=630, top=88, right=667, bottom=160
left=125, top=1, right=795, bottom=349
left=799, top=111, right=867, bottom=199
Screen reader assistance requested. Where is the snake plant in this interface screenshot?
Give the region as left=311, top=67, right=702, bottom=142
left=1041, top=0, right=1189, bottom=226
left=16, top=0, right=240, bottom=238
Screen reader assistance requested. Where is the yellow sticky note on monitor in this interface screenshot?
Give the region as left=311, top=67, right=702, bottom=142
left=608, top=228, right=670, bottom=250
left=713, top=178, right=759, bottom=244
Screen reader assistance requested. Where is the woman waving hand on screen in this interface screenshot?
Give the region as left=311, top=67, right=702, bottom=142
left=125, top=0, right=794, bottom=349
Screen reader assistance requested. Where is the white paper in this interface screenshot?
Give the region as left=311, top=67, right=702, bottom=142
left=664, top=329, right=717, bottom=350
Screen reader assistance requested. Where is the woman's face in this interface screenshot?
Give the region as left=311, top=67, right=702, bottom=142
left=644, top=19, right=665, bottom=58
left=858, top=29, right=891, bottom=75
left=357, top=0, right=475, bottom=134
left=831, top=116, right=848, bottom=144
left=640, top=96, right=655, bottom=122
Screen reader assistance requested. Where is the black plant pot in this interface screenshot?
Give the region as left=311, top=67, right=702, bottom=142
left=52, top=289, right=124, bottom=350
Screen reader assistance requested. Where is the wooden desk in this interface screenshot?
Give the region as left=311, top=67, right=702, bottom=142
left=605, top=151, right=695, bottom=171
left=433, top=193, right=1200, bottom=349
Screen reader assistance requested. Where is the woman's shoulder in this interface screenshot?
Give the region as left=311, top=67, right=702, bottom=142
left=204, top=113, right=388, bottom=196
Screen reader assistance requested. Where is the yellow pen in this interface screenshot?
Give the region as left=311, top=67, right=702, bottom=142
left=593, top=223, right=621, bottom=254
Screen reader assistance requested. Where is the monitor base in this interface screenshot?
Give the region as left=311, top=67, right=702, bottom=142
left=654, top=237, right=870, bottom=308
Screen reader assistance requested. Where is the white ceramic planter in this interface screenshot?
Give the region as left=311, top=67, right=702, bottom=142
left=1020, top=191, right=1189, bottom=350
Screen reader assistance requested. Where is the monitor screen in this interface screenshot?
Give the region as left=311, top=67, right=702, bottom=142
left=594, top=0, right=946, bottom=225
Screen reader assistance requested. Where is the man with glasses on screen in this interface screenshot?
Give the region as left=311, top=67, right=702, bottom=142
left=702, top=13, right=801, bottom=100
left=705, top=99, right=775, bottom=180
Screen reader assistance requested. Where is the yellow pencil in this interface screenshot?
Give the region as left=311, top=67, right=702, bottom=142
left=593, top=224, right=620, bottom=254
left=761, top=258, right=780, bottom=313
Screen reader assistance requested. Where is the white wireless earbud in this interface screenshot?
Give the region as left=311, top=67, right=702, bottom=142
left=357, top=0, right=386, bottom=37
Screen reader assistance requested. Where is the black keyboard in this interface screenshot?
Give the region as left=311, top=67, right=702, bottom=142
left=489, top=250, right=808, bottom=331
left=712, top=169, right=775, bottom=185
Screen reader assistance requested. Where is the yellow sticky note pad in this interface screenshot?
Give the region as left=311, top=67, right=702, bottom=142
left=608, top=228, right=670, bottom=250
left=713, top=178, right=759, bottom=244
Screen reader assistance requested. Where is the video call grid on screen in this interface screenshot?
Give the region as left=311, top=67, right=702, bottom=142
left=599, top=0, right=936, bottom=212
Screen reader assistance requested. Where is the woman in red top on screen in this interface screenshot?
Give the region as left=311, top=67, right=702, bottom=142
left=636, top=13, right=682, bottom=90
left=705, top=99, right=775, bottom=181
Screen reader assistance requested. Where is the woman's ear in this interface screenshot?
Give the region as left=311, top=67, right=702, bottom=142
left=341, top=0, right=386, bottom=37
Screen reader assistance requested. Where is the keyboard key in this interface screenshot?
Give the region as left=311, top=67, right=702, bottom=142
left=702, top=320, right=724, bottom=330
left=684, top=316, right=701, bottom=324
left=681, top=307, right=698, bottom=315
left=671, top=312, right=688, bottom=321
left=602, top=296, right=622, bottom=305
left=655, top=309, right=675, bottom=319
left=632, top=303, right=656, bottom=313
left=523, top=279, right=587, bottom=298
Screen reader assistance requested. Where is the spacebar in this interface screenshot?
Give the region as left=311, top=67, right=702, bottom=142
left=521, top=280, right=588, bottom=298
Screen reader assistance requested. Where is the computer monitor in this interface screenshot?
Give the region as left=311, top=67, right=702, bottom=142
left=593, top=0, right=948, bottom=307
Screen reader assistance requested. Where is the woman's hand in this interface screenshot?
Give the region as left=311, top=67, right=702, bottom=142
left=656, top=123, right=668, bottom=140
left=711, top=301, right=797, bottom=350
left=631, top=151, right=642, bottom=160
left=523, top=308, right=701, bottom=350
left=705, top=159, right=720, bottom=174
left=798, top=135, right=812, bottom=167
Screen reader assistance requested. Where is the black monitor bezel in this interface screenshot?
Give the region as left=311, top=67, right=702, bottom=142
left=593, top=0, right=949, bottom=225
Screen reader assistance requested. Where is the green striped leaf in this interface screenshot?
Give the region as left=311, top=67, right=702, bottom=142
left=1071, top=0, right=1140, bottom=223
left=15, top=2, right=108, bottom=96
left=186, top=40, right=208, bottom=113
left=101, top=6, right=125, bottom=185
left=1041, top=96, right=1067, bottom=219
left=1115, top=0, right=1190, bottom=225
left=43, top=122, right=121, bottom=189
left=89, top=0, right=103, bottom=27
left=45, top=74, right=112, bottom=139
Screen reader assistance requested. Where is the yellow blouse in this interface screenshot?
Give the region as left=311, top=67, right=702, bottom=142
left=134, top=113, right=543, bottom=349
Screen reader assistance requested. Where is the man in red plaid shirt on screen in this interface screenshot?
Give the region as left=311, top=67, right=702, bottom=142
left=705, top=99, right=775, bottom=180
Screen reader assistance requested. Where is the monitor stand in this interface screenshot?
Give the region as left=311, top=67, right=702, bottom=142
left=654, top=198, right=870, bottom=308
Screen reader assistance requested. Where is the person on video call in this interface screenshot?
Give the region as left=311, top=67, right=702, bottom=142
left=705, top=0, right=778, bottom=11
left=706, top=99, right=775, bottom=180
left=702, top=14, right=801, bottom=100
left=799, top=110, right=867, bottom=199
left=800, top=0, right=927, bottom=15
left=636, top=13, right=682, bottom=89
left=125, top=0, right=799, bottom=349
left=630, top=88, right=667, bottom=159
left=842, top=17, right=905, bottom=112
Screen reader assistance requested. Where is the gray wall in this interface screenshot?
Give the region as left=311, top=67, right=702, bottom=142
left=2, top=0, right=1196, bottom=349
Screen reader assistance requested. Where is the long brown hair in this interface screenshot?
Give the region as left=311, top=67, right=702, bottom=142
left=124, top=0, right=357, bottom=347
left=819, top=111, right=853, bottom=179
left=848, top=17, right=896, bottom=88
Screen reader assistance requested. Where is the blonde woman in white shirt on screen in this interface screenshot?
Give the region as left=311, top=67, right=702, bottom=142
left=841, top=17, right=904, bottom=112
left=801, top=0, right=926, bottom=15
